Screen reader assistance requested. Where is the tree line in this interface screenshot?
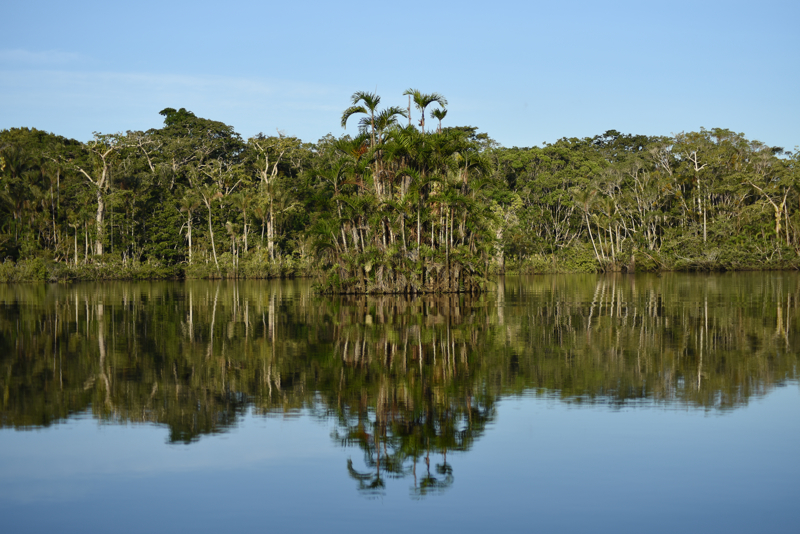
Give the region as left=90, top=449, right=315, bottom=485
left=1, top=90, right=799, bottom=288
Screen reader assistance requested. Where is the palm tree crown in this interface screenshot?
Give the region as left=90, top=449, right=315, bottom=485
left=341, top=91, right=382, bottom=146
left=430, top=108, right=448, bottom=134
left=403, top=89, right=448, bottom=133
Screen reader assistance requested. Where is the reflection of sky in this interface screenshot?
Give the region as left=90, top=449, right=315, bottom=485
left=2, top=384, right=799, bottom=533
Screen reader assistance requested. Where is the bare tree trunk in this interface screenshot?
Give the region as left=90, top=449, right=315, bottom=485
left=785, top=201, right=791, bottom=247
left=417, top=207, right=421, bottom=250
left=585, top=213, right=601, bottom=262
left=401, top=215, right=407, bottom=254
left=95, top=192, right=105, bottom=255
left=73, top=226, right=78, bottom=265
left=187, top=214, right=193, bottom=265
left=703, top=196, right=707, bottom=245
left=207, top=204, right=219, bottom=272
left=446, top=209, right=450, bottom=290
left=51, top=188, right=57, bottom=252
left=341, top=227, right=349, bottom=254
left=608, top=225, right=616, bottom=261
left=268, top=200, right=275, bottom=261
left=243, top=212, right=248, bottom=253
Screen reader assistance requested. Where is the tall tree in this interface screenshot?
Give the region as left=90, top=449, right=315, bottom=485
left=430, top=107, right=447, bottom=134
left=403, top=89, right=447, bottom=133
left=72, top=134, right=128, bottom=256
left=341, top=91, right=383, bottom=148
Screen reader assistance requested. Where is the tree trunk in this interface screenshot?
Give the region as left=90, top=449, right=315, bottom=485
left=268, top=200, right=275, bottom=261
left=95, top=192, right=105, bottom=255
left=703, top=196, right=707, bottom=245
left=585, top=213, right=601, bottom=262
left=51, top=188, right=57, bottom=253
left=608, top=225, right=615, bottom=262
left=417, top=206, right=421, bottom=250
left=401, top=215, right=407, bottom=254
left=243, top=212, right=248, bottom=253
left=207, top=205, right=219, bottom=272
left=187, top=214, right=193, bottom=265
left=446, top=209, right=450, bottom=290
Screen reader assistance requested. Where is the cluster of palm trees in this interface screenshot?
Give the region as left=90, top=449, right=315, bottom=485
left=313, top=89, right=499, bottom=294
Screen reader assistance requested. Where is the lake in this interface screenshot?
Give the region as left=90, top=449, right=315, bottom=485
left=1, top=273, right=798, bottom=533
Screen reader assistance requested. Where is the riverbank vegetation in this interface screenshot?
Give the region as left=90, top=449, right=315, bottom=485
left=2, top=92, right=799, bottom=288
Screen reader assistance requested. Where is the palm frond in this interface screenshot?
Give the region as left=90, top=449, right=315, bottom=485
left=341, top=105, right=368, bottom=129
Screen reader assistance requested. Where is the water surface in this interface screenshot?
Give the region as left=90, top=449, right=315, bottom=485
left=1, top=273, right=798, bottom=532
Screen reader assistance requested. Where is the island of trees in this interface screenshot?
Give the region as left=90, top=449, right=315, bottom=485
left=1, top=89, right=799, bottom=290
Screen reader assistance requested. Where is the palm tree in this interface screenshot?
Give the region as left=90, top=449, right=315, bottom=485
left=341, top=91, right=382, bottom=147
left=430, top=108, right=447, bottom=134
left=361, top=106, right=407, bottom=144
left=403, top=89, right=447, bottom=133
left=334, top=133, right=370, bottom=162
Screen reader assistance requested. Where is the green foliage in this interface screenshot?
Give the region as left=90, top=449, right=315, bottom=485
left=1, top=110, right=798, bottom=279
left=315, top=93, right=501, bottom=294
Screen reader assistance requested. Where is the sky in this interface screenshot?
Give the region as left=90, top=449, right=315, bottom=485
left=2, top=0, right=798, bottom=150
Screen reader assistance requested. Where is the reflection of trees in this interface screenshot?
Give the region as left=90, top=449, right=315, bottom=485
left=1, top=273, right=799, bottom=453
left=495, top=273, right=800, bottom=409
left=311, top=295, right=496, bottom=496
left=326, top=311, right=494, bottom=496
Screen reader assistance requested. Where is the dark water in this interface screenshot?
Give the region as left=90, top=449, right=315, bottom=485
left=1, top=273, right=798, bottom=533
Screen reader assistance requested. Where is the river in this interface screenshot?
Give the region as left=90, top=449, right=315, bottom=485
left=1, top=273, right=798, bottom=532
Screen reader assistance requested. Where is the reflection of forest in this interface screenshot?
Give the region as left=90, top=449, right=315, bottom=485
left=1, top=275, right=799, bottom=490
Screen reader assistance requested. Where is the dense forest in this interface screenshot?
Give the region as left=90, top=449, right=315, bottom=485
left=1, top=90, right=798, bottom=289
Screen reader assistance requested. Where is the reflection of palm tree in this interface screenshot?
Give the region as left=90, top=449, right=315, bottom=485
left=412, top=452, right=454, bottom=498
left=347, top=458, right=386, bottom=496
left=330, top=318, right=496, bottom=497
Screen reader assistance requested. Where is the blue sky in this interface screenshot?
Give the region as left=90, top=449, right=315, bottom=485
left=2, top=0, right=798, bottom=149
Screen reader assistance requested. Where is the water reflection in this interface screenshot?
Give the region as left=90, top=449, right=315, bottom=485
left=1, top=274, right=798, bottom=495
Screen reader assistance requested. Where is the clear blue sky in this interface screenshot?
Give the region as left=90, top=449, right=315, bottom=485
left=2, top=0, right=798, bottom=150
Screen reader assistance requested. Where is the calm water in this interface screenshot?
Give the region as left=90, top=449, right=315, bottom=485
left=1, top=274, right=798, bottom=533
